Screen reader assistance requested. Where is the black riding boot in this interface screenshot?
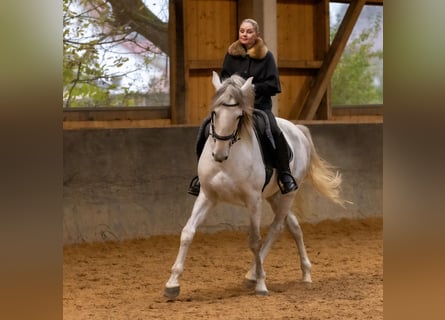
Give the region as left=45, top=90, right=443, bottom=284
left=187, top=117, right=211, bottom=196
left=275, top=132, right=298, bottom=194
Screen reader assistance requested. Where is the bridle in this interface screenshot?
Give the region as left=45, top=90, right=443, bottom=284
left=210, top=102, right=244, bottom=146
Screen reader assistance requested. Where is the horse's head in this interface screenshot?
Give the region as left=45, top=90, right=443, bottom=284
left=209, top=71, right=254, bottom=162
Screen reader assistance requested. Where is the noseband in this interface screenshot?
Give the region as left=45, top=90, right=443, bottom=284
left=210, top=102, right=243, bottom=145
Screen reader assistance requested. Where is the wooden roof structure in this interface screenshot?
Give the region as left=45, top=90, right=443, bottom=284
left=64, top=0, right=383, bottom=129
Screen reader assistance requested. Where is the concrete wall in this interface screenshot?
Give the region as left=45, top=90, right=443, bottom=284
left=63, top=123, right=382, bottom=244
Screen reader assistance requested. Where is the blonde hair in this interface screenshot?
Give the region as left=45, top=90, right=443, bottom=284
left=240, top=18, right=260, bottom=35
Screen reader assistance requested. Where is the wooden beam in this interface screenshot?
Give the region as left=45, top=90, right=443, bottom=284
left=63, top=107, right=170, bottom=121
left=300, top=0, right=365, bottom=120
left=331, top=0, right=383, bottom=5
left=63, top=119, right=172, bottom=130
left=278, top=60, right=323, bottom=69
left=313, top=0, right=331, bottom=120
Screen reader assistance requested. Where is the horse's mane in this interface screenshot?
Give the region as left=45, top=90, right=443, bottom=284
left=211, top=74, right=255, bottom=132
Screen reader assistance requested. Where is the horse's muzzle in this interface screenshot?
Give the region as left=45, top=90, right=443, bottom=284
left=212, top=152, right=228, bottom=162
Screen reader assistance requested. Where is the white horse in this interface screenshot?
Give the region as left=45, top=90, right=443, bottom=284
left=164, top=72, right=344, bottom=298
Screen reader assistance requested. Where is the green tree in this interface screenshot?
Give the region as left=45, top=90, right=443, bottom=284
left=330, top=9, right=383, bottom=105
left=63, top=0, right=169, bottom=108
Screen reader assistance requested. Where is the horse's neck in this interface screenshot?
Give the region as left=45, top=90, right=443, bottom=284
left=240, top=125, right=255, bottom=145
left=228, top=128, right=261, bottom=166
left=237, top=124, right=257, bottom=150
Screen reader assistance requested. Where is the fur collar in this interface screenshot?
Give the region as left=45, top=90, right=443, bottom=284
left=227, top=37, right=268, bottom=59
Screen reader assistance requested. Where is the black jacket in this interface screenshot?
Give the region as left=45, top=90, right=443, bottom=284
left=221, top=38, right=281, bottom=111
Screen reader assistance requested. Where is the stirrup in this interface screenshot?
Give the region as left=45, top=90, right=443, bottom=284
left=188, top=176, right=200, bottom=196
left=277, top=172, right=298, bottom=194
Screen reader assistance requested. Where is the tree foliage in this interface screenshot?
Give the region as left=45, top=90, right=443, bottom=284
left=63, top=0, right=169, bottom=108
left=330, top=8, right=383, bottom=105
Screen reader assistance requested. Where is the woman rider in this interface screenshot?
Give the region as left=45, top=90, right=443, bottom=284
left=188, top=18, right=297, bottom=196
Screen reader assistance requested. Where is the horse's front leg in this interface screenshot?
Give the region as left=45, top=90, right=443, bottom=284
left=164, top=195, right=215, bottom=299
left=247, top=199, right=268, bottom=295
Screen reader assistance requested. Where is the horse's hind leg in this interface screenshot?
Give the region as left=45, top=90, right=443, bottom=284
left=286, top=213, right=312, bottom=283
left=245, top=194, right=292, bottom=283
left=245, top=215, right=287, bottom=283
left=164, top=196, right=215, bottom=299
left=245, top=195, right=312, bottom=285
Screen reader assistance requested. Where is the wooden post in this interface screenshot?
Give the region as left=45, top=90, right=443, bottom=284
left=237, top=0, right=278, bottom=115
left=169, top=0, right=186, bottom=124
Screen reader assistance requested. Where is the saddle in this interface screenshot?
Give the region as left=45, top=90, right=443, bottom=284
left=252, top=110, right=293, bottom=191
left=196, top=110, right=293, bottom=191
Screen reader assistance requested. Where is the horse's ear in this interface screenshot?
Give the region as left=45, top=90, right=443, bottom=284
left=241, top=76, right=254, bottom=93
left=212, top=71, right=222, bottom=90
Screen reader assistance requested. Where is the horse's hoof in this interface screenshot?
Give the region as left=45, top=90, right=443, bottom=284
left=243, top=279, right=256, bottom=288
left=301, top=280, right=312, bottom=289
left=164, top=286, right=180, bottom=299
left=255, top=290, right=269, bottom=296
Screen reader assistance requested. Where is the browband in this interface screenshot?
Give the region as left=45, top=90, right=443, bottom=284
left=221, top=102, right=240, bottom=107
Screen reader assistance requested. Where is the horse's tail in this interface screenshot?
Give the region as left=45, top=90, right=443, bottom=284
left=297, top=125, right=347, bottom=207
